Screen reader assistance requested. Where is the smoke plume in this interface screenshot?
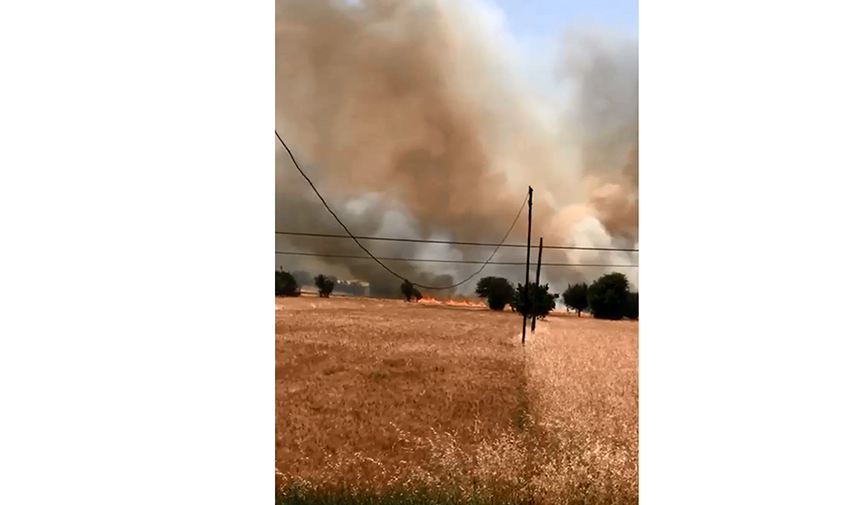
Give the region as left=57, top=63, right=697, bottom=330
left=276, top=0, right=638, bottom=296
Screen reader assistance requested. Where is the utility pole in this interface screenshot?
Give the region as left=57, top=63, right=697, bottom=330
left=531, top=237, right=543, bottom=333
left=522, top=186, right=533, bottom=345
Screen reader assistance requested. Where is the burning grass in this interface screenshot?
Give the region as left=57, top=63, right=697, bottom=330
left=416, top=294, right=486, bottom=307
left=275, top=296, right=638, bottom=504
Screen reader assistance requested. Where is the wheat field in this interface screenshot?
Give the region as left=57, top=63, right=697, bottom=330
left=275, top=296, right=638, bottom=504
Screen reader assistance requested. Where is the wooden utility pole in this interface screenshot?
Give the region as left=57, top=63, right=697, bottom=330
left=522, top=186, right=533, bottom=345
left=531, top=237, right=543, bottom=332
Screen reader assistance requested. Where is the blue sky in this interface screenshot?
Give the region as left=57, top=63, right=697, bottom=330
left=340, top=0, right=639, bottom=40
left=489, top=0, right=638, bottom=40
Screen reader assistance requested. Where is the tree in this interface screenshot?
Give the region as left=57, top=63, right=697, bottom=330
left=587, top=272, right=631, bottom=320
left=401, top=280, right=414, bottom=301
left=400, top=280, right=423, bottom=301
left=475, top=276, right=515, bottom=311
left=562, top=283, right=589, bottom=316
left=275, top=271, right=300, bottom=297
left=625, top=292, right=639, bottom=320
left=510, top=282, right=558, bottom=320
left=314, top=274, right=335, bottom=298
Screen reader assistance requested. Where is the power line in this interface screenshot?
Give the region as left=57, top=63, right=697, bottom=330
left=276, top=230, right=638, bottom=253
left=276, top=130, right=529, bottom=290
left=276, top=250, right=637, bottom=268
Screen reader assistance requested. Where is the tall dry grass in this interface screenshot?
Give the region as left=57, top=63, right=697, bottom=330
left=523, top=320, right=638, bottom=504
left=275, top=297, right=638, bottom=504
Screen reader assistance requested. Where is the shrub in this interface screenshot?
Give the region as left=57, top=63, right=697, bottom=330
left=314, top=274, right=335, bottom=298
left=510, top=282, right=558, bottom=319
left=275, top=271, right=300, bottom=297
left=475, top=276, right=515, bottom=311
left=625, top=291, right=639, bottom=320
left=400, top=280, right=423, bottom=301
left=562, top=282, right=589, bottom=316
left=587, top=272, right=631, bottom=320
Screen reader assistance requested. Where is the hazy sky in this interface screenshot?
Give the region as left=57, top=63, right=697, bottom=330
left=454, top=0, right=638, bottom=129
left=337, top=0, right=638, bottom=107
left=490, top=0, right=638, bottom=40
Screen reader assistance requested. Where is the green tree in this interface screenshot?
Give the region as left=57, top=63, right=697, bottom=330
left=562, top=282, right=589, bottom=316
left=275, top=271, right=300, bottom=297
left=314, top=274, right=335, bottom=298
left=587, top=272, right=631, bottom=320
left=475, top=276, right=515, bottom=311
left=510, top=282, right=558, bottom=319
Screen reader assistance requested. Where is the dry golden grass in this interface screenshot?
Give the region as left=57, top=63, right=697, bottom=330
left=524, top=319, right=639, bottom=503
left=275, top=296, right=638, bottom=504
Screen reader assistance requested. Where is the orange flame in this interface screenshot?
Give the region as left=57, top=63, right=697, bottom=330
left=417, top=295, right=485, bottom=307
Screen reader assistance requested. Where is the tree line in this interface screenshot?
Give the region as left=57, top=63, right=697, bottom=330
left=276, top=268, right=638, bottom=321
left=275, top=269, right=364, bottom=298
left=472, top=272, right=638, bottom=321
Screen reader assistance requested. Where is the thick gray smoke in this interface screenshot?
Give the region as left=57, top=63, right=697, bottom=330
left=276, top=0, right=638, bottom=296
